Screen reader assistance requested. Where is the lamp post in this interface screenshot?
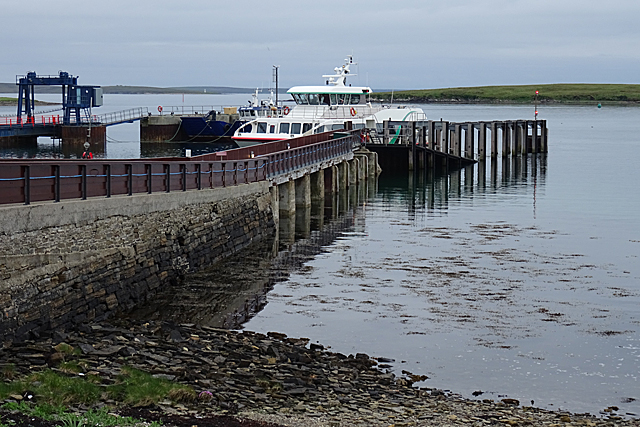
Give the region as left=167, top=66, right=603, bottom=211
left=534, top=90, right=539, bottom=120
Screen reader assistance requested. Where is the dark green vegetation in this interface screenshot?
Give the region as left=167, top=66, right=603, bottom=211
left=0, top=402, right=162, bottom=427
left=0, top=82, right=256, bottom=95
left=0, top=361, right=191, bottom=427
left=0, top=97, right=58, bottom=106
left=0, top=366, right=194, bottom=408
left=370, top=84, right=640, bottom=104
left=0, top=362, right=196, bottom=408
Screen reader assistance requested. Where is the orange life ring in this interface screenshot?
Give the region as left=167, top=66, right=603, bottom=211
left=283, top=106, right=290, bottom=115
left=158, top=106, right=163, bottom=113
left=350, top=107, right=357, bottom=116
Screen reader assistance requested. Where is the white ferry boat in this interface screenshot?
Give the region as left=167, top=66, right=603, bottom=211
left=232, top=56, right=426, bottom=147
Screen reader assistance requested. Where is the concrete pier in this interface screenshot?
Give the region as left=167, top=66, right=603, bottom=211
left=0, top=130, right=366, bottom=340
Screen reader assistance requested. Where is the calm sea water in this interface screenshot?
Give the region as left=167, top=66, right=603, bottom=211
left=243, top=103, right=640, bottom=417
left=3, top=95, right=639, bottom=416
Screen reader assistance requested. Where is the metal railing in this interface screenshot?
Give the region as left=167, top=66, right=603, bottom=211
left=0, top=130, right=359, bottom=206
left=96, top=107, right=150, bottom=126
left=1, top=115, right=62, bottom=127
left=157, top=105, right=241, bottom=116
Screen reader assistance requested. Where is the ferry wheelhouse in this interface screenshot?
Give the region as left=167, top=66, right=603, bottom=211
left=237, top=89, right=284, bottom=121
left=232, top=56, right=426, bottom=147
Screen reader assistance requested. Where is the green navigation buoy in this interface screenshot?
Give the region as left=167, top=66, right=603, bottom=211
left=597, top=103, right=602, bottom=108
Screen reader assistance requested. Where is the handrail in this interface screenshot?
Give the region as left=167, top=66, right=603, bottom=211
left=95, top=107, right=150, bottom=125
left=158, top=106, right=242, bottom=115
left=0, top=130, right=359, bottom=206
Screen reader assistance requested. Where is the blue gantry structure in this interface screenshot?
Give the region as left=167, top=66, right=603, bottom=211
left=0, top=71, right=107, bottom=141
left=16, top=71, right=103, bottom=125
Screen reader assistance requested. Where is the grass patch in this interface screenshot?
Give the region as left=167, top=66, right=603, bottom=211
left=0, top=403, right=161, bottom=427
left=1, top=366, right=194, bottom=408
left=108, top=367, right=195, bottom=406
left=31, top=370, right=102, bottom=406
left=371, top=83, right=640, bottom=104
left=58, top=408, right=162, bottom=427
left=0, top=366, right=194, bottom=427
left=1, top=401, right=65, bottom=421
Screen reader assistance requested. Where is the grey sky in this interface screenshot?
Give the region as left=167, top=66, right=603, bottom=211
left=2, top=0, right=638, bottom=90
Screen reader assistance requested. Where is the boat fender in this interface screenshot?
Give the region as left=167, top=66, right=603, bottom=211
left=350, top=107, right=357, bottom=116
left=283, top=106, right=290, bottom=115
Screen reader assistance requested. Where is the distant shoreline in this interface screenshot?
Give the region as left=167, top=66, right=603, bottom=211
left=0, top=97, right=59, bottom=107
left=3, top=83, right=640, bottom=106
left=370, top=83, right=640, bottom=105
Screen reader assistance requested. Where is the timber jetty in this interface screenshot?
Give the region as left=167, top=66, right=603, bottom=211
left=366, top=119, right=547, bottom=172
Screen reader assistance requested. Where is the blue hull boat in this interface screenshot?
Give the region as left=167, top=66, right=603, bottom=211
left=180, top=111, right=244, bottom=138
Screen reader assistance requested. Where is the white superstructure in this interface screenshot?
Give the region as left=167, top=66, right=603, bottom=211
left=232, top=56, right=426, bottom=147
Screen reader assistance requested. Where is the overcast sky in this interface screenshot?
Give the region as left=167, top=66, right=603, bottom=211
left=2, top=0, right=638, bottom=90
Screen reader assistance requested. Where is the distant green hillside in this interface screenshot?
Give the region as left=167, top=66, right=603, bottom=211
left=0, top=83, right=257, bottom=95
left=0, top=97, right=58, bottom=106
left=371, top=84, right=640, bottom=104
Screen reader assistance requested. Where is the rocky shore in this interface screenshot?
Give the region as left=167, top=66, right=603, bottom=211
left=1, top=320, right=637, bottom=427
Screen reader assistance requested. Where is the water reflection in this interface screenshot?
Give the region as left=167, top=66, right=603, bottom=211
left=124, top=155, right=547, bottom=331
left=0, top=137, right=106, bottom=159
left=123, top=177, right=374, bottom=329
left=378, top=154, right=547, bottom=217
left=140, top=141, right=236, bottom=158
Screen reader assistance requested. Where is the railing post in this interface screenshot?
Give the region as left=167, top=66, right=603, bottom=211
left=233, top=162, right=238, bottom=185
left=127, top=164, right=133, bottom=196
left=165, top=164, right=171, bottom=192
left=81, top=165, right=87, bottom=200
left=222, top=163, right=226, bottom=187
left=54, top=165, right=60, bottom=202
left=23, top=166, right=30, bottom=205
left=197, top=163, right=202, bottom=190
left=147, top=164, right=152, bottom=194
left=106, top=164, right=111, bottom=198
left=182, top=164, right=187, bottom=191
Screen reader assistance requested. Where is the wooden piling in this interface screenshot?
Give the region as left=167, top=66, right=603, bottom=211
left=465, top=122, right=474, bottom=159
left=490, top=122, right=498, bottom=158
left=478, top=122, right=487, bottom=160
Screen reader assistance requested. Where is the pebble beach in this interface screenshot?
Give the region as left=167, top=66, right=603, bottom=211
left=1, top=320, right=637, bottom=427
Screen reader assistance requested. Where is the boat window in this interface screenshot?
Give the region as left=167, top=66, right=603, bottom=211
left=241, top=123, right=253, bottom=133
left=269, top=124, right=276, bottom=133
left=291, top=123, right=302, bottom=134
left=302, top=123, right=312, bottom=133
left=337, top=94, right=346, bottom=105
left=308, top=94, right=319, bottom=105
left=330, top=94, right=337, bottom=105
left=298, top=94, right=309, bottom=105
left=354, top=123, right=365, bottom=129
left=315, top=125, right=325, bottom=133
left=320, top=94, right=330, bottom=105
left=257, top=122, right=267, bottom=133
left=279, top=123, right=290, bottom=134
left=292, top=94, right=301, bottom=104
left=350, top=94, right=362, bottom=105
left=331, top=124, right=343, bottom=130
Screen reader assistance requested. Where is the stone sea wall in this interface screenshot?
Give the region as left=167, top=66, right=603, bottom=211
left=0, top=182, right=275, bottom=341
